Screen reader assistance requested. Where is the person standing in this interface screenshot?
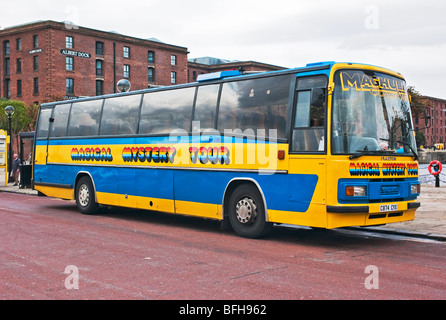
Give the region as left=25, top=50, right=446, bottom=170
left=11, top=153, right=21, bottom=186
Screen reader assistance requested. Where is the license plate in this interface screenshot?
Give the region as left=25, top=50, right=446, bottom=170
left=380, top=204, right=398, bottom=212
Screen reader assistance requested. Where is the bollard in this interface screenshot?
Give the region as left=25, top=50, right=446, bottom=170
left=428, top=160, right=442, bottom=187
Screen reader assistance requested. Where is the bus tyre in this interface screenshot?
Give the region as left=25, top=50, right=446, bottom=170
left=76, top=176, right=100, bottom=215
left=228, top=184, right=272, bottom=238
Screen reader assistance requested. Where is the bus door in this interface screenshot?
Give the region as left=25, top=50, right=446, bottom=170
left=288, top=76, right=328, bottom=227
left=45, top=104, right=71, bottom=186
left=33, top=107, right=54, bottom=183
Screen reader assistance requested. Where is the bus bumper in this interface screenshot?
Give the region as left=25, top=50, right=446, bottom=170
left=326, top=201, right=420, bottom=229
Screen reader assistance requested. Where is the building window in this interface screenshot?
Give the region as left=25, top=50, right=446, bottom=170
left=123, top=46, right=130, bottom=58
left=33, top=35, right=39, bottom=48
left=66, top=56, right=74, bottom=71
left=148, top=68, right=155, bottom=83
left=66, top=36, right=74, bottom=48
left=5, top=58, right=10, bottom=76
left=171, top=71, right=176, bottom=84
left=148, top=51, right=155, bottom=63
left=124, top=65, right=130, bottom=78
left=33, top=56, right=39, bottom=71
left=4, top=79, right=11, bottom=99
left=96, top=41, right=104, bottom=55
left=171, top=55, right=177, bottom=65
left=16, top=58, right=21, bottom=73
left=17, top=80, right=22, bottom=97
left=66, top=78, right=74, bottom=95
left=96, top=60, right=103, bottom=76
left=33, top=77, right=39, bottom=94
left=16, top=38, right=21, bottom=51
left=4, top=40, right=10, bottom=55
left=96, top=80, right=103, bottom=96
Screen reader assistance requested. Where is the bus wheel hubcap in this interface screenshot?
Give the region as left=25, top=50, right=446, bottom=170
left=235, top=197, right=257, bottom=224
left=79, top=185, right=90, bottom=207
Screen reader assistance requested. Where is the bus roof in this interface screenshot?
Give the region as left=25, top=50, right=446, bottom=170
left=40, top=61, right=401, bottom=107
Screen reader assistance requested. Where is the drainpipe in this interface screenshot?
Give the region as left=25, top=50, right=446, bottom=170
left=113, top=42, right=116, bottom=93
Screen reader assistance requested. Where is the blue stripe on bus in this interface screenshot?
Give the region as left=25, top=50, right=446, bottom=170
left=34, top=164, right=318, bottom=213
left=36, top=135, right=278, bottom=146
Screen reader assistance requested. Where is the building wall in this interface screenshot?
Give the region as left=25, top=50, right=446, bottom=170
left=2, top=21, right=286, bottom=106
left=0, top=25, right=49, bottom=104
left=414, top=96, right=446, bottom=146
left=0, top=21, right=189, bottom=105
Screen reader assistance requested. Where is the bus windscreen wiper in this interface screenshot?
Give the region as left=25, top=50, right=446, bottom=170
left=349, top=149, right=395, bottom=160
left=379, top=138, right=418, bottom=161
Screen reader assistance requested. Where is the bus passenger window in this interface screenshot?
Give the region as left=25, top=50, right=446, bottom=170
left=193, top=84, right=219, bottom=131
left=67, top=100, right=103, bottom=136
left=100, top=95, right=141, bottom=135
left=139, top=87, right=195, bottom=134
left=294, top=91, right=311, bottom=127
left=217, top=74, right=291, bottom=139
left=36, top=108, right=52, bottom=139
left=49, top=104, right=71, bottom=138
left=292, top=76, right=327, bottom=152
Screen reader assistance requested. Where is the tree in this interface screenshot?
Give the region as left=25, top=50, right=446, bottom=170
left=408, top=86, right=432, bottom=120
left=415, top=131, right=426, bottom=148
left=0, top=99, right=38, bottom=154
left=0, top=99, right=37, bottom=133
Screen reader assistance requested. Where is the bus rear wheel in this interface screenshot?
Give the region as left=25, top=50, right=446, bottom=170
left=75, top=176, right=100, bottom=215
left=228, top=184, right=272, bottom=238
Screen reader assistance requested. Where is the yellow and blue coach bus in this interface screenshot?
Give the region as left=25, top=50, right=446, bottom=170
left=33, top=62, right=421, bottom=238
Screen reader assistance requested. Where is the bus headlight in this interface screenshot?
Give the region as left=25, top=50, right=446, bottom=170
left=346, top=186, right=367, bottom=197
left=411, top=183, right=420, bottom=194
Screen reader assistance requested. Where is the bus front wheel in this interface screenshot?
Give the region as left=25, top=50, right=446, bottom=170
left=75, top=176, right=100, bottom=215
left=228, top=184, right=272, bottom=238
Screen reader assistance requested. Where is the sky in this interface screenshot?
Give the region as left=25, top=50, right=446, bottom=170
left=1, top=0, right=445, bottom=98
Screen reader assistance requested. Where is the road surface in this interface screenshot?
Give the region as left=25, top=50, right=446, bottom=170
left=1, top=192, right=445, bottom=301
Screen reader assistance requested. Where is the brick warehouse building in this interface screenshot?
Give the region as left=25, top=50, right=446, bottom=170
left=413, top=96, right=446, bottom=147
left=187, top=56, right=285, bottom=82
left=0, top=20, right=189, bottom=105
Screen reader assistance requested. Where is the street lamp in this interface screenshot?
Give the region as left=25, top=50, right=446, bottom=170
left=4, top=105, right=14, bottom=180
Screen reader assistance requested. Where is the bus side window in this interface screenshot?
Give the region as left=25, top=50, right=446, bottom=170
left=36, top=108, right=52, bottom=139
left=292, top=76, right=327, bottom=152
left=139, top=87, right=195, bottom=134
left=49, top=104, right=71, bottom=138
left=100, top=94, right=141, bottom=135
left=67, top=100, right=103, bottom=137
left=193, top=84, right=219, bottom=131
left=218, top=75, right=291, bottom=139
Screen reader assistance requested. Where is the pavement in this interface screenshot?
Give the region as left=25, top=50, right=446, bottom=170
left=0, top=169, right=445, bottom=241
